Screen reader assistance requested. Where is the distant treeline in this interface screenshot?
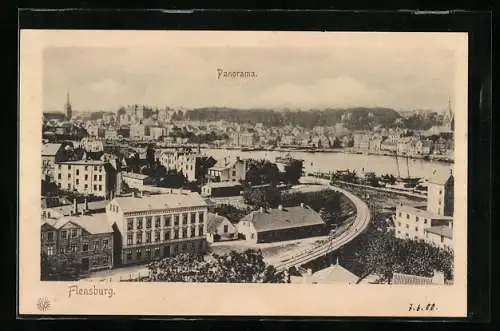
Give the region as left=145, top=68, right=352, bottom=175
left=184, top=107, right=402, bottom=130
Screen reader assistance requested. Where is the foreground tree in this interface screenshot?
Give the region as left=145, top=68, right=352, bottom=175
left=242, top=186, right=281, bottom=209
left=41, top=252, right=84, bottom=281
left=283, top=159, right=304, bottom=185
left=146, top=249, right=286, bottom=283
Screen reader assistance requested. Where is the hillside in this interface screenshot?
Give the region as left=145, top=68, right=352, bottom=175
left=185, top=107, right=402, bottom=129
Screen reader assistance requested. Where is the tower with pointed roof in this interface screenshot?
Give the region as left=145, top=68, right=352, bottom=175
left=444, top=97, right=454, bottom=131
left=64, top=90, right=72, bottom=121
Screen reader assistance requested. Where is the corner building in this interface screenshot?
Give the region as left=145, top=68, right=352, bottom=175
left=106, top=191, right=208, bottom=266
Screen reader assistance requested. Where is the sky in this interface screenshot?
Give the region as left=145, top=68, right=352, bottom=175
left=43, top=44, right=457, bottom=112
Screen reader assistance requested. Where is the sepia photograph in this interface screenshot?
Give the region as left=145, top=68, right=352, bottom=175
left=20, top=30, right=468, bottom=317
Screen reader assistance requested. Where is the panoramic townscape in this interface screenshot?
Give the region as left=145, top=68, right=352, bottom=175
left=40, top=92, right=455, bottom=285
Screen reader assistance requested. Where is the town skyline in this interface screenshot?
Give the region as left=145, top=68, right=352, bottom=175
left=43, top=45, right=456, bottom=113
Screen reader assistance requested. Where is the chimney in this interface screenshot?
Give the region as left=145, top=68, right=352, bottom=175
left=259, top=206, right=264, bottom=213
left=432, top=270, right=445, bottom=285
left=278, top=204, right=283, bottom=211
left=72, top=199, right=78, bottom=215
left=300, top=202, right=305, bottom=208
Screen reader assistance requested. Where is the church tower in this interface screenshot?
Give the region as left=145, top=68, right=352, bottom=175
left=444, top=97, right=454, bottom=131
left=65, top=90, right=72, bottom=121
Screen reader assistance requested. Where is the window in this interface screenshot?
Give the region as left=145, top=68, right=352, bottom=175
left=127, top=233, right=133, bottom=245
left=99, top=175, right=102, bottom=181
left=145, top=248, right=151, bottom=259
left=424, top=219, right=428, bottom=224
left=438, top=199, right=442, bottom=205
left=191, top=213, right=196, bottom=223
left=137, top=219, right=143, bottom=229
left=155, top=230, right=160, bottom=242
left=398, top=212, right=402, bottom=217
left=154, top=247, right=160, bottom=257
left=164, top=246, right=170, bottom=256
left=182, top=229, right=187, bottom=238
left=68, top=165, right=71, bottom=170
left=199, top=225, right=204, bottom=236
left=84, top=174, right=88, bottom=180
left=199, top=212, right=204, bottom=222
left=58, top=165, right=61, bottom=170
left=415, top=226, right=418, bottom=231
left=82, top=243, right=89, bottom=252
left=98, top=185, right=102, bottom=191
left=136, top=231, right=143, bottom=244
left=439, top=190, right=442, bottom=194
left=93, top=184, right=97, bottom=190
left=58, top=174, right=61, bottom=180
left=68, top=174, right=71, bottom=179
left=71, top=244, right=78, bottom=252
left=406, top=214, right=409, bottom=219
left=67, top=184, right=71, bottom=190
left=223, top=225, right=229, bottom=233
left=76, top=179, right=79, bottom=185
left=136, top=249, right=142, bottom=260
left=47, top=246, right=54, bottom=256
left=397, top=230, right=401, bottom=234
left=84, top=184, right=88, bottom=189
left=232, top=171, right=236, bottom=176
left=397, top=222, right=401, bottom=227
left=59, top=247, right=64, bottom=254
left=190, top=226, right=196, bottom=237
left=405, top=224, right=409, bottom=229
left=174, top=215, right=179, bottom=226
left=164, top=215, right=172, bottom=227
left=174, top=230, right=179, bottom=239
left=94, top=175, right=97, bottom=181
left=251, top=233, right=254, bottom=239
left=414, top=236, right=418, bottom=240
left=155, top=217, right=160, bottom=228
left=416, top=217, right=419, bottom=222
left=441, top=236, right=444, bottom=243
left=94, top=166, right=97, bottom=171
left=85, top=166, right=88, bottom=171
left=103, top=239, right=109, bottom=249
left=146, top=232, right=152, bottom=243
left=76, top=169, right=79, bottom=175
left=164, top=231, right=170, bottom=241
left=60, top=230, right=67, bottom=240
left=127, top=250, right=133, bottom=261
left=146, top=217, right=152, bottom=229
left=93, top=240, right=99, bottom=250
left=71, top=229, right=78, bottom=238
left=127, top=219, right=134, bottom=230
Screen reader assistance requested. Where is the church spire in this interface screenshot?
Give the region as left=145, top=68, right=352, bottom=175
left=65, top=89, right=72, bottom=121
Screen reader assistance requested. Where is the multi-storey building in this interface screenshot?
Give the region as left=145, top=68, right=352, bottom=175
left=41, top=142, right=71, bottom=181
left=394, top=204, right=452, bottom=242
left=41, top=204, right=114, bottom=274
left=106, top=191, right=208, bottom=266
left=427, top=171, right=454, bottom=217
left=157, top=149, right=216, bottom=182
left=206, top=157, right=247, bottom=183
left=130, top=123, right=150, bottom=140
left=149, top=126, right=166, bottom=140
left=54, top=160, right=119, bottom=198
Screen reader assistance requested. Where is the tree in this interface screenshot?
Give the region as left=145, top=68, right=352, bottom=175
left=146, top=250, right=286, bottom=283
left=242, top=186, right=281, bottom=209
left=209, top=204, right=252, bottom=223
left=157, top=169, right=187, bottom=188
left=245, top=160, right=280, bottom=186
left=283, top=159, right=304, bottom=185
left=41, top=179, right=59, bottom=197
left=146, top=145, right=155, bottom=167
left=41, top=252, right=84, bottom=281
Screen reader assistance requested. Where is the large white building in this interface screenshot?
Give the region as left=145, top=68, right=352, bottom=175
left=207, top=157, right=247, bottom=183
left=106, top=191, right=208, bottom=265
left=394, top=170, right=454, bottom=250
left=54, top=160, right=119, bottom=198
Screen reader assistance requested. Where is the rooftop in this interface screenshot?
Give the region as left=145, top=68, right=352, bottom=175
left=45, top=200, right=107, bottom=216
left=42, top=212, right=112, bottom=234
left=206, top=213, right=233, bottom=233
left=203, top=181, right=242, bottom=189
left=396, top=204, right=453, bottom=220
left=392, top=272, right=435, bottom=285
left=428, top=170, right=453, bottom=185
left=311, top=263, right=360, bottom=284
left=425, top=225, right=453, bottom=239
left=123, top=172, right=151, bottom=180
left=113, top=192, right=207, bottom=213
left=41, top=143, right=62, bottom=156
left=240, top=205, right=324, bottom=232
left=56, top=160, right=107, bottom=165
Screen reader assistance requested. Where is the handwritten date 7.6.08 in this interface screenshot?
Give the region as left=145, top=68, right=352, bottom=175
left=409, top=303, right=437, bottom=312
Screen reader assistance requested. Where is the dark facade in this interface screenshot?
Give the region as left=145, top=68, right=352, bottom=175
left=256, top=224, right=326, bottom=244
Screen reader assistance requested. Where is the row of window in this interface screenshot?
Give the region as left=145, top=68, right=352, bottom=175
left=58, top=165, right=103, bottom=172
left=45, top=240, right=110, bottom=255
left=57, top=183, right=103, bottom=191
left=58, top=174, right=103, bottom=181
left=44, top=229, right=80, bottom=241
left=397, top=213, right=429, bottom=224
left=396, top=231, right=446, bottom=243
left=126, top=212, right=205, bottom=230
left=125, top=241, right=201, bottom=261
left=396, top=223, right=420, bottom=232
left=126, top=227, right=204, bottom=245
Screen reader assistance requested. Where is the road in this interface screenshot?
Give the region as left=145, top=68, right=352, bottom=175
left=274, top=176, right=372, bottom=272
